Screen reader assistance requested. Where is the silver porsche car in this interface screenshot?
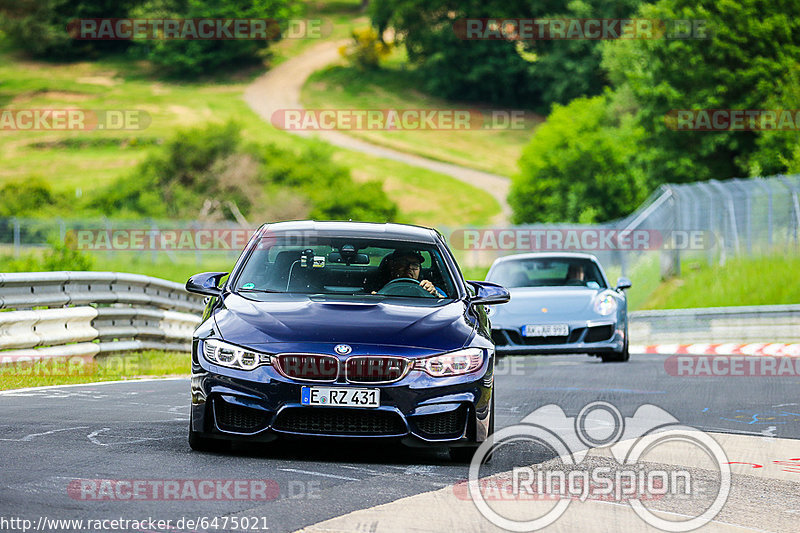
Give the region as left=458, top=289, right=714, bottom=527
left=485, top=252, right=631, bottom=362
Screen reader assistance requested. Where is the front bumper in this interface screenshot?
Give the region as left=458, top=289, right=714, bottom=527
left=492, top=320, right=624, bottom=355
left=190, top=353, right=493, bottom=447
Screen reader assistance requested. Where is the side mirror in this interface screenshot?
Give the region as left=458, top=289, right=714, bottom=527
left=467, top=280, right=510, bottom=306
left=186, top=271, right=228, bottom=297
left=616, top=277, right=632, bottom=291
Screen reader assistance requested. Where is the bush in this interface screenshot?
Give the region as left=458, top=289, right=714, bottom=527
left=510, top=95, right=648, bottom=223
left=132, top=0, right=300, bottom=76
left=0, top=234, right=93, bottom=272
left=339, top=27, right=392, bottom=71
left=0, top=178, right=62, bottom=218
left=90, top=122, right=398, bottom=223
left=43, top=233, right=94, bottom=270
left=0, top=0, right=142, bottom=58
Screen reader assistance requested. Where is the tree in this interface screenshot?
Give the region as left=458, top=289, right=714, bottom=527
left=371, top=0, right=646, bottom=110
left=601, top=0, right=800, bottom=184
left=133, top=0, right=300, bottom=76
left=510, top=95, right=648, bottom=223
left=89, top=122, right=398, bottom=222
left=0, top=0, right=143, bottom=58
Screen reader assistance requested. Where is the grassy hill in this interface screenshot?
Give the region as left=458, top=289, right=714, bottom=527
left=302, top=51, right=543, bottom=177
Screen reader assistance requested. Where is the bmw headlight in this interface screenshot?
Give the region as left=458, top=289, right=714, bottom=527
left=202, top=339, right=270, bottom=370
left=593, top=292, right=618, bottom=316
left=414, top=348, right=485, bottom=377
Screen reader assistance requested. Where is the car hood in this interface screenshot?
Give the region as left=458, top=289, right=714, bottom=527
left=488, top=287, right=606, bottom=326
left=213, top=293, right=475, bottom=353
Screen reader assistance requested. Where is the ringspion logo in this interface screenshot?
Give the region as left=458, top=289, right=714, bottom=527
left=468, top=402, right=730, bottom=531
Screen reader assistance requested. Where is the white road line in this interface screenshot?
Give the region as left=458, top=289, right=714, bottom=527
left=278, top=468, right=360, bottom=482
left=0, top=426, right=90, bottom=442
left=87, top=427, right=111, bottom=446
left=338, top=465, right=384, bottom=475
left=0, top=376, right=187, bottom=395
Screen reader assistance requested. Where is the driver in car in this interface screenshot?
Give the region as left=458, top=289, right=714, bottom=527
left=371, top=250, right=445, bottom=297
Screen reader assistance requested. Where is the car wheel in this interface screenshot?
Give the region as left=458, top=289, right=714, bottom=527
left=449, top=387, right=495, bottom=463
left=188, top=412, right=229, bottom=453
left=601, top=331, right=629, bottom=363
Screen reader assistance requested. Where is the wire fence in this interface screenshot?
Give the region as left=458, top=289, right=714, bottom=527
left=452, top=174, right=800, bottom=277
left=1, top=175, right=798, bottom=281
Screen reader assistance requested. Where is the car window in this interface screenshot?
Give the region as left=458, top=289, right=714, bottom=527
left=233, top=235, right=456, bottom=300
left=488, top=258, right=606, bottom=288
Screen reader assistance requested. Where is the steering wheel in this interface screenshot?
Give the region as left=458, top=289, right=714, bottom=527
left=376, top=277, right=436, bottom=297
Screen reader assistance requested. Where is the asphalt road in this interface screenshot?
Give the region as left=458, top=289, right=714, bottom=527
left=1, top=353, right=799, bottom=532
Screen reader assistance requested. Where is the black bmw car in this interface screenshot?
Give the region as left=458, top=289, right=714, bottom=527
left=185, top=221, right=509, bottom=460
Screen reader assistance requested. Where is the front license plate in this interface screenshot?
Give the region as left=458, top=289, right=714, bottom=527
left=522, top=324, right=569, bottom=337
left=301, top=387, right=380, bottom=408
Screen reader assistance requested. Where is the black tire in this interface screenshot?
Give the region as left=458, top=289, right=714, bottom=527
left=449, top=386, right=495, bottom=463
left=601, top=328, right=630, bottom=363
left=449, top=445, right=479, bottom=463
left=188, top=412, right=229, bottom=453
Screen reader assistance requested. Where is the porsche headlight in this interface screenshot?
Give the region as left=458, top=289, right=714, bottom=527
left=414, top=348, right=485, bottom=377
left=593, top=292, right=618, bottom=316
left=202, top=339, right=269, bottom=370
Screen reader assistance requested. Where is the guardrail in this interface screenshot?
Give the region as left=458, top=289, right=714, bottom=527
left=2, top=271, right=796, bottom=357
left=629, top=304, right=800, bottom=345
left=0, top=272, right=205, bottom=358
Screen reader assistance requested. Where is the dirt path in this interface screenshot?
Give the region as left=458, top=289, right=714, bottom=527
left=243, top=40, right=511, bottom=224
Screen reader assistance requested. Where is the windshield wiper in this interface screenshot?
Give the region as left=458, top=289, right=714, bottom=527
left=235, top=287, right=282, bottom=293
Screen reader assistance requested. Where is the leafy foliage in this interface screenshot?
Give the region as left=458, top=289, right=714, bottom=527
left=511, top=0, right=800, bottom=223
left=0, top=178, right=65, bottom=218
left=339, top=27, right=392, bottom=71
left=510, top=95, right=648, bottom=223
left=370, top=0, right=645, bottom=110
left=600, top=0, right=800, bottom=184
left=89, top=122, right=398, bottom=222
left=131, top=0, right=300, bottom=76
left=0, top=0, right=143, bottom=58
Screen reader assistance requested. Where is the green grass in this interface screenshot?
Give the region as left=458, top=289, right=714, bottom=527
left=0, top=45, right=498, bottom=227
left=0, top=350, right=189, bottom=391
left=89, top=252, right=238, bottom=283
left=605, top=253, right=664, bottom=311
left=301, top=56, right=543, bottom=177
left=640, top=252, right=800, bottom=309
left=0, top=245, right=238, bottom=283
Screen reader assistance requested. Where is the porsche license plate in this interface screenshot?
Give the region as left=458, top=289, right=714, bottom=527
left=522, top=324, right=569, bottom=337
left=301, top=387, right=380, bottom=408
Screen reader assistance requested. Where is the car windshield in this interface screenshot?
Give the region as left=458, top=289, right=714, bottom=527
left=232, top=235, right=457, bottom=300
left=488, top=257, right=606, bottom=289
